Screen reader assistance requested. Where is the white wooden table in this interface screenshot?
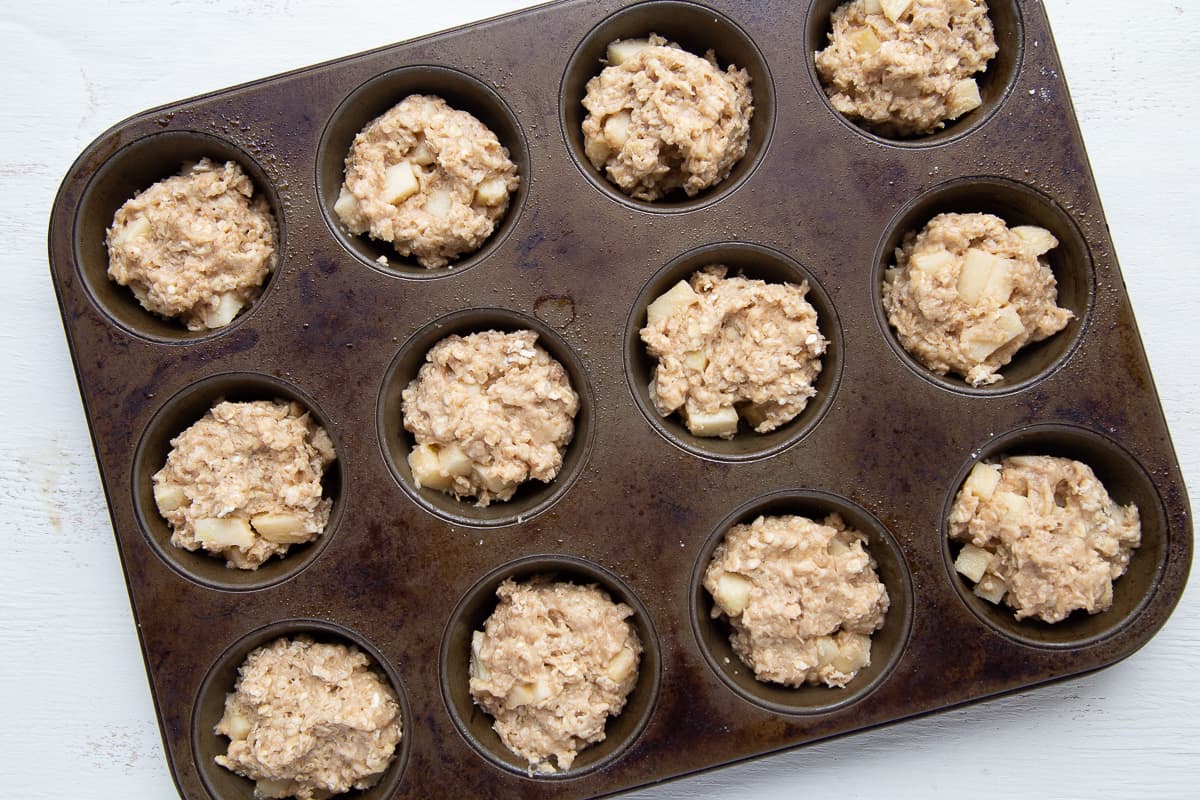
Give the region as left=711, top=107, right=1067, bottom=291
left=2, top=1, right=1195, bottom=797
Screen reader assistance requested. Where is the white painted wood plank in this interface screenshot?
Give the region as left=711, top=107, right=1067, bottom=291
left=1, top=1, right=1195, bottom=798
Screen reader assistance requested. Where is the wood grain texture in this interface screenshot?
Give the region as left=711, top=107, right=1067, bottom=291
left=2, top=0, right=1195, bottom=797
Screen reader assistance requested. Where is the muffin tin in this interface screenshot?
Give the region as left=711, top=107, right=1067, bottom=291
left=47, top=1, right=1191, bottom=797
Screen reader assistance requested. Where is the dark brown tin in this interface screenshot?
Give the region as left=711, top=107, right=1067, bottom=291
left=47, top=1, right=1191, bottom=798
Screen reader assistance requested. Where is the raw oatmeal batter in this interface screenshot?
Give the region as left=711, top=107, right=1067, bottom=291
left=582, top=34, right=753, bottom=201
left=704, top=514, right=890, bottom=688
left=640, top=266, right=826, bottom=439
left=469, top=577, right=642, bottom=772
left=815, top=0, right=998, bottom=136
left=402, top=330, right=579, bottom=506
left=106, top=158, right=276, bottom=330
left=215, top=636, right=402, bottom=799
left=335, top=94, right=519, bottom=268
left=949, top=455, right=1142, bottom=623
left=153, top=400, right=336, bottom=569
left=882, top=212, right=1072, bottom=386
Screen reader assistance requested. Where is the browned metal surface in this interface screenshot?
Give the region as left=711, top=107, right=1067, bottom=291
left=46, top=1, right=1192, bottom=798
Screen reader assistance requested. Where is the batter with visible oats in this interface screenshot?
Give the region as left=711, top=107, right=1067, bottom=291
left=816, top=0, right=998, bottom=136
left=949, top=455, right=1142, bottom=623
left=582, top=34, right=753, bottom=201
left=106, top=158, right=276, bottom=330
left=883, top=212, right=1072, bottom=386
left=469, top=577, right=642, bottom=772
left=640, top=266, right=826, bottom=439
left=335, top=94, right=519, bottom=268
left=152, top=400, right=336, bottom=569
left=704, top=514, right=890, bottom=688
left=215, top=636, right=402, bottom=799
left=402, top=330, right=579, bottom=506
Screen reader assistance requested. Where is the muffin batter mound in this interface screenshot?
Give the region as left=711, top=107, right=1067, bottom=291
left=215, top=636, right=402, bottom=800
left=153, top=400, right=336, bottom=570
left=106, top=158, right=276, bottom=330
left=335, top=94, right=519, bottom=268
left=640, top=266, right=826, bottom=439
left=949, top=455, right=1142, bottom=623
left=402, top=330, right=579, bottom=506
left=704, top=514, right=890, bottom=688
left=883, top=212, right=1072, bottom=386
left=815, top=0, right=998, bottom=137
left=582, top=34, right=753, bottom=201
left=469, top=577, right=642, bottom=772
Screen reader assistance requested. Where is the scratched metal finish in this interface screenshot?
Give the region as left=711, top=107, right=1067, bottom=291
left=47, top=1, right=1191, bottom=798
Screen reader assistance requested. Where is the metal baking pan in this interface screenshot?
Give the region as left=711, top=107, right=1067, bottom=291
left=47, top=1, right=1192, bottom=797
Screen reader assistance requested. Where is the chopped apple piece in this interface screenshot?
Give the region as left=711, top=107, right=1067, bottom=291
left=605, top=647, right=637, bottom=682
left=908, top=249, right=955, bottom=279
left=438, top=444, right=473, bottom=478
left=251, top=513, right=310, bottom=544
left=219, top=710, right=253, bottom=741
left=409, top=444, right=454, bottom=491
left=957, top=249, right=995, bottom=304
left=849, top=28, right=882, bottom=55
left=827, top=536, right=852, bottom=557
left=203, top=292, right=244, bottom=328
left=884, top=266, right=902, bottom=285
left=333, top=186, right=360, bottom=219
left=683, top=401, right=739, bottom=438
left=737, top=401, right=772, bottom=429
left=607, top=38, right=653, bottom=66
left=604, top=110, right=632, bottom=149
left=954, top=543, right=993, bottom=583
left=961, top=307, right=1026, bottom=360
left=962, top=461, right=1001, bottom=501
left=881, top=0, right=913, bottom=23
left=383, top=161, right=420, bottom=204
left=713, top=573, right=753, bottom=615
left=983, top=258, right=1015, bottom=304
left=473, top=177, right=509, bottom=207
left=423, top=187, right=453, bottom=218
left=864, top=0, right=883, bottom=13
left=1012, top=225, right=1059, bottom=257
left=584, top=135, right=611, bottom=166
left=646, top=280, right=700, bottom=326
left=958, top=249, right=1015, bottom=305
left=470, top=631, right=490, bottom=680
left=472, top=464, right=512, bottom=495
left=946, top=78, right=982, bottom=120
left=153, top=483, right=188, bottom=513
left=996, top=490, right=1029, bottom=517
left=993, top=306, right=1026, bottom=341
left=829, top=633, right=872, bottom=675
left=816, top=635, right=840, bottom=667
left=974, top=573, right=1008, bottom=604
left=508, top=678, right=552, bottom=707
left=115, top=215, right=151, bottom=248
left=410, top=140, right=436, bottom=166
left=683, top=350, right=708, bottom=371
left=254, top=779, right=292, bottom=799
left=194, top=517, right=255, bottom=549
